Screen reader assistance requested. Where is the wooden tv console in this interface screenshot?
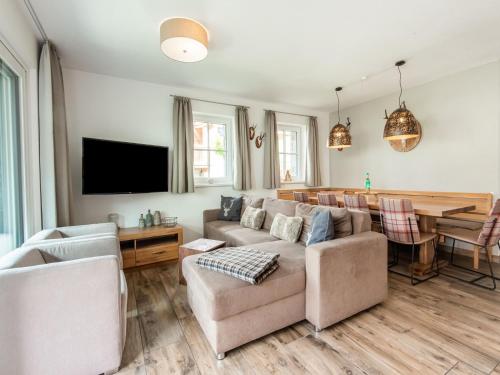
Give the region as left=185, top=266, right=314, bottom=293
left=118, top=225, right=184, bottom=269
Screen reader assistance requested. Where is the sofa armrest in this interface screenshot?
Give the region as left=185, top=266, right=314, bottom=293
left=0, top=256, right=123, bottom=374
left=57, top=222, right=118, bottom=237
left=31, top=235, right=123, bottom=269
left=305, top=231, right=387, bottom=330
left=203, top=208, right=221, bottom=237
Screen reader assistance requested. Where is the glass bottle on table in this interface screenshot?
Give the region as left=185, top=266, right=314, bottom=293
left=365, top=173, right=371, bottom=193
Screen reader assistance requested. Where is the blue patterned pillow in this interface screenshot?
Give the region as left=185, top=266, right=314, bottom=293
left=306, top=210, right=335, bottom=246
left=217, top=196, right=243, bottom=221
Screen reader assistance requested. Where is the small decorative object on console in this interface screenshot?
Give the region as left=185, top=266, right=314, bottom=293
left=145, top=210, right=153, bottom=227
left=153, top=210, right=161, bottom=226
left=162, top=216, right=178, bottom=227
left=107, top=213, right=120, bottom=228
left=138, top=214, right=145, bottom=229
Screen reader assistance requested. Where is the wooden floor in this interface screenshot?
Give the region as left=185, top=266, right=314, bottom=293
left=118, top=259, right=500, bottom=375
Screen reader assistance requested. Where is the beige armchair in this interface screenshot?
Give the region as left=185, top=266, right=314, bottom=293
left=0, top=232, right=127, bottom=374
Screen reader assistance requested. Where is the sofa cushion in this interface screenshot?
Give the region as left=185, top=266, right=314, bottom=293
left=183, top=243, right=305, bottom=321
left=262, top=198, right=299, bottom=231
left=225, top=228, right=278, bottom=247
left=240, top=206, right=266, bottom=230
left=218, top=196, right=243, bottom=221
left=241, top=196, right=265, bottom=217
left=296, top=203, right=352, bottom=244
left=307, top=210, right=335, bottom=246
left=204, top=221, right=242, bottom=242
left=270, top=213, right=303, bottom=243
left=0, top=247, right=46, bottom=270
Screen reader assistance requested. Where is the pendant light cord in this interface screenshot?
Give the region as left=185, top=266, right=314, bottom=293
left=398, top=65, right=403, bottom=107
left=336, top=90, right=341, bottom=123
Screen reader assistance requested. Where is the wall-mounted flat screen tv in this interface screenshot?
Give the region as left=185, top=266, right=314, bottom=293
left=82, top=137, right=169, bottom=194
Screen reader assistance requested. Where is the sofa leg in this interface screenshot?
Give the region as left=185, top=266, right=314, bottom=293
left=216, top=352, right=226, bottom=360
left=314, top=326, right=322, bottom=333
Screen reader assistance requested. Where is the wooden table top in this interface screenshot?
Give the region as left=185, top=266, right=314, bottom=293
left=180, top=238, right=226, bottom=252
left=307, top=196, right=475, bottom=218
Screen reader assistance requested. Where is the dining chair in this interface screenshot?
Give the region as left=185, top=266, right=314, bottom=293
left=379, top=198, right=439, bottom=285
left=317, top=192, right=338, bottom=207
left=343, top=194, right=369, bottom=212
left=437, top=199, right=499, bottom=290
left=293, top=191, right=309, bottom=203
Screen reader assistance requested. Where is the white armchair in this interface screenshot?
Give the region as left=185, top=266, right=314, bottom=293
left=23, top=223, right=122, bottom=268
left=0, top=233, right=127, bottom=375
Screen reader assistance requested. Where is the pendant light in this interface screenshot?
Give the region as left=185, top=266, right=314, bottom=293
left=328, top=87, right=352, bottom=151
left=160, top=18, right=209, bottom=62
left=383, top=60, right=419, bottom=141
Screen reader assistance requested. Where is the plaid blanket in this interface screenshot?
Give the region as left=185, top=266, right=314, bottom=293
left=196, top=247, right=280, bottom=285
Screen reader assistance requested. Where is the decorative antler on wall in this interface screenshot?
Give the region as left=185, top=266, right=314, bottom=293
left=248, top=124, right=256, bottom=140
left=255, top=132, right=266, bottom=148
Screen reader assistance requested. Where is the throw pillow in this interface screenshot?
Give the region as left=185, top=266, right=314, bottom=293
left=270, top=213, right=304, bottom=243
left=218, top=196, right=243, bottom=221
left=240, top=206, right=266, bottom=230
left=306, top=210, right=335, bottom=246
left=241, top=195, right=265, bottom=218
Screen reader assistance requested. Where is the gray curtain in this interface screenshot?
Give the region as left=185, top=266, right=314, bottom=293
left=263, top=110, right=280, bottom=189
left=234, top=106, right=252, bottom=190
left=39, top=41, right=72, bottom=228
left=305, top=116, right=322, bottom=187
left=172, top=97, right=194, bottom=193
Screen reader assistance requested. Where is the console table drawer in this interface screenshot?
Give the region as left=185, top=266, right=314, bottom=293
left=135, top=244, right=178, bottom=266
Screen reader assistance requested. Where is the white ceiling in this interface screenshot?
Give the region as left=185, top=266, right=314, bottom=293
left=29, top=0, right=500, bottom=111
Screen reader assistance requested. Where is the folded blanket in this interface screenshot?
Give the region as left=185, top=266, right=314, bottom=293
left=196, top=247, right=280, bottom=285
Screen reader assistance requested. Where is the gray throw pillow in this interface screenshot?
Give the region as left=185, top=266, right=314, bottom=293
left=306, top=210, right=335, bottom=246
left=218, top=196, right=243, bottom=221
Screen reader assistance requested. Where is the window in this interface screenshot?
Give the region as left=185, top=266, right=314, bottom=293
left=278, top=123, right=305, bottom=183
left=0, top=55, right=24, bottom=254
left=193, top=113, right=233, bottom=186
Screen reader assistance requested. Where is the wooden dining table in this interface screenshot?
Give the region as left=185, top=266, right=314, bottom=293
left=308, top=195, right=476, bottom=275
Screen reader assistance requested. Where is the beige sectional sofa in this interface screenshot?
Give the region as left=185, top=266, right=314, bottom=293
left=183, top=198, right=387, bottom=359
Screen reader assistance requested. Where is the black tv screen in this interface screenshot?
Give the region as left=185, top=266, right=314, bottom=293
left=82, top=138, right=169, bottom=194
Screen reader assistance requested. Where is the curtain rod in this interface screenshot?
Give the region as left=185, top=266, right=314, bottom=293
left=170, top=95, right=248, bottom=108
left=24, top=0, right=48, bottom=41
left=265, top=109, right=314, bottom=118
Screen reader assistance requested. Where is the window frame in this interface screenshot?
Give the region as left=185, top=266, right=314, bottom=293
left=277, top=122, right=306, bottom=184
left=192, top=112, right=234, bottom=187
left=0, top=39, right=32, bottom=250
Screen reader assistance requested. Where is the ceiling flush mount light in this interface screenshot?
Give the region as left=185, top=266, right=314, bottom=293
left=328, top=87, right=352, bottom=151
left=383, top=60, right=419, bottom=141
left=160, top=17, right=208, bottom=62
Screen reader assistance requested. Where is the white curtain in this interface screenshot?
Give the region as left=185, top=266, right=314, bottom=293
left=171, top=96, right=194, bottom=193
left=263, top=110, right=280, bottom=189
left=305, top=116, right=321, bottom=187
left=234, top=106, right=252, bottom=190
left=39, top=41, right=72, bottom=228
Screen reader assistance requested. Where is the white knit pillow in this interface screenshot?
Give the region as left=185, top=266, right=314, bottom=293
left=270, top=213, right=304, bottom=243
left=240, top=206, right=266, bottom=230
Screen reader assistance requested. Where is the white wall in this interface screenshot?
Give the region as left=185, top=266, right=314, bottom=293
left=329, top=62, right=500, bottom=197
left=63, top=69, right=330, bottom=241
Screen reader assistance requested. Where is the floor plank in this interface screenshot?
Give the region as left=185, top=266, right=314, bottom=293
left=117, top=261, right=500, bottom=374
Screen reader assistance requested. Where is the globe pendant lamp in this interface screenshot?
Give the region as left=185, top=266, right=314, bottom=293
left=160, top=18, right=208, bottom=62
left=383, top=60, right=419, bottom=141
left=328, top=87, right=352, bottom=151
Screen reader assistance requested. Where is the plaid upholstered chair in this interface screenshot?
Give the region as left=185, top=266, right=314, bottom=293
left=379, top=198, right=439, bottom=285
left=437, top=199, right=500, bottom=290
left=293, top=191, right=309, bottom=203
left=317, top=192, right=338, bottom=207
left=343, top=194, right=369, bottom=212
